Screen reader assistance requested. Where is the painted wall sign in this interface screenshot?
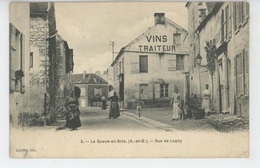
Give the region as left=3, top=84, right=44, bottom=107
left=138, top=35, right=176, bottom=52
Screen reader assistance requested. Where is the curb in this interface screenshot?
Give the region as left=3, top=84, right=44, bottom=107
left=121, top=111, right=175, bottom=132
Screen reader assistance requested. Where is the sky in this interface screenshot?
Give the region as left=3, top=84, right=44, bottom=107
left=55, top=2, right=188, bottom=74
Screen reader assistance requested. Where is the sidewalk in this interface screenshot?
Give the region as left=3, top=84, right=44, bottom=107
left=125, top=107, right=216, bottom=132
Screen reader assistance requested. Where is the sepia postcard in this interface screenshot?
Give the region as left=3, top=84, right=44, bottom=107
left=9, top=1, right=249, bottom=158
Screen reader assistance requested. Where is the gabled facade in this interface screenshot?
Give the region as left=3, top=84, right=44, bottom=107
left=111, top=13, right=189, bottom=109
left=187, top=2, right=249, bottom=117
left=73, top=72, right=109, bottom=107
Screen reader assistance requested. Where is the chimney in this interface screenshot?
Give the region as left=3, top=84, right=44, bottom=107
left=154, top=13, right=165, bottom=25
left=83, top=70, right=86, bottom=78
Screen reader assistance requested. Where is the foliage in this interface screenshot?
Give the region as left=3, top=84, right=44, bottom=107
left=204, top=39, right=217, bottom=77
left=18, top=112, right=44, bottom=127
left=186, top=94, right=203, bottom=110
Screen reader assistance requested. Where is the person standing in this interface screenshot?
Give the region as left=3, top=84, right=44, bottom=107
left=56, top=90, right=81, bottom=131
left=171, top=89, right=182, bottom=120
left=101, top=95, right=106, bottom=110
left=108, top=92, right=120, bottom=119
left=202, top=84, right=211, bottom=116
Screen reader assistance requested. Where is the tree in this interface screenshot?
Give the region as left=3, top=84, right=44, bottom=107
left=204, top=39, right=216, bottom=109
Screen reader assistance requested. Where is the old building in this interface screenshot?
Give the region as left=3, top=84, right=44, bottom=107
left=29, top=2, right=57, bottom=114
left=9, top=3, right=30, bottom=126
left=73, top=72, right=109, bottom=107
left=55, top=35, right=74, bottom=108
left=186, top=2, right=249, bottom=117
left=111, top=13, right=189, bottom=109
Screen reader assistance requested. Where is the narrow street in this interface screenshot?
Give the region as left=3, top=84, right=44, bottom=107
left=51, top=107, right=216, bottom=132
left=59, top=107, right=155, bottom=131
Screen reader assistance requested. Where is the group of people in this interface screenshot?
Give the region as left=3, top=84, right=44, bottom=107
left=56, top=91, right=121, bottom=131
left=56, top=84, right=211, bottom=130
left=171, top=84, right=211, bottom=120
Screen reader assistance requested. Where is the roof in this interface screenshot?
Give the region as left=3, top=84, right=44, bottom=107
left=57, top=34, right=70, bottom=50
left=72, top=73, right=108, bottom=84
left=195, top=2, right=223, bottom=33
left=111, top=17, right=188, bottom=66
left=30, top=2, right=48, bottom=14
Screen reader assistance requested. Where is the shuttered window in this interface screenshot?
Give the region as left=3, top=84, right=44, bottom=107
left=234, top=2, right=249, bottom=32
left=173, top=33, right=181, bottom=45
left=176, top=55, right=184, bottom=70
left=139, top=55, right=148, bottom=73
left=10, top=23, right=25, bottom=93
left=160, top=84, right=169, bottom=97
left=235, top=49, right=249, bottom=96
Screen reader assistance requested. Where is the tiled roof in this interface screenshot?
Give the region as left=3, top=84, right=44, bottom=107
left=72, top=73, right=108, bottom=84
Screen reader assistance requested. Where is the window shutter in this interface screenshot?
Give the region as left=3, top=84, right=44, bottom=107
left=244, top=50, right=249, bottom=94
left=229, top=3, right=232, bottom=38
left=239, top=2, right=243, bottom=26
left=168, top=55, right=176, bottom=71
left=223, top=9, right=227, bottom=41
left=234, top=57, right=237, bottom=95
left=134, top=84, right=140, bottom=99
left=233, top=2, right=237, bottom=31
left=154, top=84, right=160, bottom=98
left=21, top=33, right=25, bottom=93
left=246, top=2, right=249, bottom=18
left=131, top=62, right=139, bottom=74
left=148, top=83, right=153, bottom=99
left=10, top=24, right=16, bottom=50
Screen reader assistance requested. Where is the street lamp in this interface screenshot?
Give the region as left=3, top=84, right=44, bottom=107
left=196, top=54, right=202, bottom=66
left=196, top=54, right=208, bottom=68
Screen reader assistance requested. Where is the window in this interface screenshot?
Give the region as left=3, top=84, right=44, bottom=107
left=94, top=88, right=102, bottom=96
left=173, top=33, right=181, bottom=45
left=81, top=87, right=86, bottom=96
left=234, top=2, right=249, bottom=32
left=139, top=55, right=148, bottom=73
left=235, top=49, right=249, bottom=96
left=176, top=55, right=184, bottom=70
left=160, top=84, right=169, bottom=97
left=30, top=52, right=33, bottom=68
left=168, top=55, right=185, bottom=71
left=140, top=84, right=149, bottom=99
left=10, top=23, right=24, bottom=93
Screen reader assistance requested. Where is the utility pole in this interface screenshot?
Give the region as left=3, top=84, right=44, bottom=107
left=110, top=41, right=115, bottom=62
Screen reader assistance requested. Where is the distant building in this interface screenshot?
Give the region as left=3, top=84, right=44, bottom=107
left=111, top=13, right=189, bottom=109
left=73, top=72, right=109, bottom=107
left=186, top=2, right=249, bottom=117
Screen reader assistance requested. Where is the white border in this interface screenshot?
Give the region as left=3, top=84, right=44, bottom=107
left=1, top=0, right=260, bottom=167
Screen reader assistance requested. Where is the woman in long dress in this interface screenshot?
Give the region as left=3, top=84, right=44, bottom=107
left=56, top=90, right=81, bottom=131
left=171, top=89, right=182, bottom=120
left=202, top=84, right=211, bottom=116
left=108, top=92, right=120, bottom=119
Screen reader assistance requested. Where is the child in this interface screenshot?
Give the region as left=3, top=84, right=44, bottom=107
left=136, top=101, right=142, bottom=117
